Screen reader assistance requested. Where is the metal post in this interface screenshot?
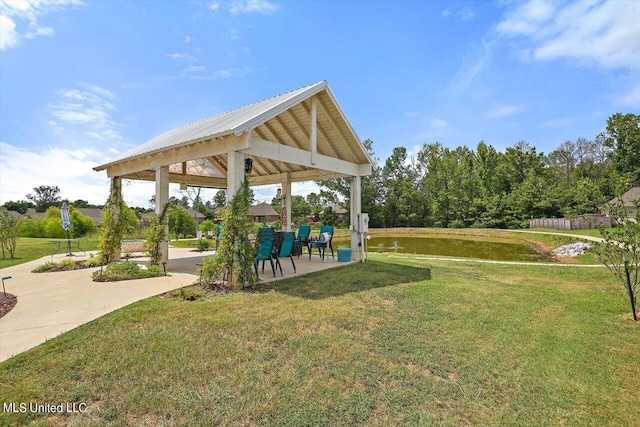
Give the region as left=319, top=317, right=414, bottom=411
left=2, top=276, right=12, bottom=296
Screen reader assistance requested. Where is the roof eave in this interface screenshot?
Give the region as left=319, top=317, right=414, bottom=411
left=93, top=130, right=236, bottom=172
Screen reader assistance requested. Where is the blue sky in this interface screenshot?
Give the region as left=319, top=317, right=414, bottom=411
left=1, top=0, right=639, bottom=207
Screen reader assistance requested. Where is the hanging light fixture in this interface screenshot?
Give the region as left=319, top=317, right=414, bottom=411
left=275, top=187, right=282, bottom=200
left=244, top=158, right=253, bottom=174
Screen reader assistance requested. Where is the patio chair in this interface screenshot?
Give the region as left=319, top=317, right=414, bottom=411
left=275, top=231, right=296, bottom=276
left=254, top=230, right=276, bottom=278
left=294, top=225, right=311, bottom=258
left=310, top=225, right=334, bottom=260
left=215, top=223, right=225, bottom=251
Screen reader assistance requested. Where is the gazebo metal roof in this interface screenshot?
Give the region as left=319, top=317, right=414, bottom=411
left=94, top=81, right=372, bottom=187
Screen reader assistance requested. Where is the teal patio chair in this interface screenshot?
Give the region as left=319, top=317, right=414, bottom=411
left=294, top=225, right=311, bottom=259
left=275, top=231, right=296, bottom=276
left=254, top=230, right=276, bottom=278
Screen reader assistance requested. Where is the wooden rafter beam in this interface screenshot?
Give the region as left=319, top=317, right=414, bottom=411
left=206, top=156, right=227, bottom=177
left=242, top=137, right=370, bottom=177
left=316, top=95, right=360, bottom=161
left=300, top=99, right=340, bottom=158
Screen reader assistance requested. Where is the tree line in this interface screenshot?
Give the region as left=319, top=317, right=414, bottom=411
left=317, top=112, right=639, bottom=229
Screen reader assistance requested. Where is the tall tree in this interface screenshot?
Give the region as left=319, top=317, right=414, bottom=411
left=26, top=185, right=61, bottom=212
left=605, top=113, right=640, bottom=185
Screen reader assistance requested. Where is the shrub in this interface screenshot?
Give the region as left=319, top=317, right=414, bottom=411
left=85, top=256, right=102, bottom=267
left=32, top=261, right=58, bottom=273
left=196, top=239, right=211, bottom=252
left=59, top=258, right=77, bottom=270
left=92, top=261, right=163, bottom=282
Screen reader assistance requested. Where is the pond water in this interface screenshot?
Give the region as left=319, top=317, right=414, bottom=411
left=333, top=236, right=549, bottom=262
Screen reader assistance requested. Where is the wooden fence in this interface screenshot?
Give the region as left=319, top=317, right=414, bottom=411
left=529, top=216, right=611, bottom=230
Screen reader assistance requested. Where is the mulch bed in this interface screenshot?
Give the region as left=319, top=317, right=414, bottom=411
left=32, top=260, right=97, bottom=273
left=0, top=293, right=17, bottom=318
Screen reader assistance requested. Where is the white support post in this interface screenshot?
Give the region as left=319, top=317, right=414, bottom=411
left=155, top=165, right=169, bottom=264
left=310, top=97, right=317, bottom=165
left=226, top=151, right=245, bottom=202
left=350, top=175, right=362, bottom=262
left=282, top=175, right=292, bottom=231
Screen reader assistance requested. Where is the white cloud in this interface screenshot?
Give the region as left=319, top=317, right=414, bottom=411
left=456, top=7, right=475, bottom=22
left=230, top=0, right=277, bottom=15
left=0, top=0, right=82, bottom=49
left=612, top=83, right=640, bottom=109
left=431, top=118, right=448, bottom=128
left=0, top=141, right=110, bottom=204
left=166, top=52, right=195, bottom=61
left=485, top=104, right=520, bottom=119
left=25, top=25, right=53, bottom=39
left=0, top=15, right=19, bottom=49
left=185, top=65, right=205, bottom=72
left=496, top=0, right=640, bottom=70
left=48, top=84, right=122, bottom=139
left=208, top=1, right=219, bottom=12
left=184, top=35, right=194, bottom=43
left=442, top=9, right=451, bottom=17
left=444, top=38, right=493, bottom=97
left=230, top=27, right=238, bottom=40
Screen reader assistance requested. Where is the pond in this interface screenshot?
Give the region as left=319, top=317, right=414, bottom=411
left=332, top=235, right=549, bottom=262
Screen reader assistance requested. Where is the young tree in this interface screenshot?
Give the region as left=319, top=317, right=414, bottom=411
left=99, top=178, right=124, bottom=263
left=0, top=208, right=21, bottom=259
left=168, top=206, right=197, bottom=239
left=201, top=175, right=256, bottom=290
left=593, top=200, right=640, bottom=321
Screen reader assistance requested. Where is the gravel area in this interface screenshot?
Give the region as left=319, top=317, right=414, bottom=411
left=553, top=242, right=592, bottom=257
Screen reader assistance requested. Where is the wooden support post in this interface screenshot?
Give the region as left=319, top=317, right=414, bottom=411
left=155, top=166, right=169, bottom=264
left=310, top=97, right=317, bottom=165
left=350, top=175, right=362, bottom=262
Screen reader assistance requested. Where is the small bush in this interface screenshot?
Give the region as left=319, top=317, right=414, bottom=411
left=167, top=287, right=206, bottom=301
left=93, top=261, right=163, bottom=282
left=59, top=258, right=78, bottom=269
left=32, top=261, right=58, bottom=272
left=196, top=239, right=211, bottom=252
left=85, top=256, right=102, bottom=267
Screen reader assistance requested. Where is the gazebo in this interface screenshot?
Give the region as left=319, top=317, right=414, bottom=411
left=94, top=81, right=372, bottom=264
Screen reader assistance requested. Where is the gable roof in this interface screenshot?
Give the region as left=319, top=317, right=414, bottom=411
left=249, top=202, right=278, bottom=217
left=94, top=81, right=372, bottom=186
left=607, top=187, right=640, bottom=207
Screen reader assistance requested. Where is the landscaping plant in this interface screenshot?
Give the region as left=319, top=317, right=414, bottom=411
left=200, top=175, right=256, bottom=290
left=594, top=200, right=640, bottom=321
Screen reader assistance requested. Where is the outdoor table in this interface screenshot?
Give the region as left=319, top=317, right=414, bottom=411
left=49, top=238, right=86, bottom=257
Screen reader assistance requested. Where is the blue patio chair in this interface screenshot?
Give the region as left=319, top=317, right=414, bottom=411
left=275, top=231, right=296, bottom=276
left=294, top=225, right=311, bottom=258
left=310, top=225, right=334, bottom=260
left=254, top=230, right=276, bottom=278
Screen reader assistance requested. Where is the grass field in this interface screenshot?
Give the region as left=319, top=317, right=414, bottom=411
left=0, top=255, right=636, bottom=426
left=0, top=236, right=100, bottom=269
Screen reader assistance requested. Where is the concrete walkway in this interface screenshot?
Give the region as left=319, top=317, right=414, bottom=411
left=0, top=247, right=350, bottom=362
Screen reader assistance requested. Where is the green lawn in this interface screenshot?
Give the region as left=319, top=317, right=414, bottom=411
left=0, top=255, right=636, bottom=426
left=0, top=236, right=100, bottom=269
left=529, top=228, right=604, bottom=238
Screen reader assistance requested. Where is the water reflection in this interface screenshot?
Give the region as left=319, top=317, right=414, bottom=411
left=334, top=236, right=548, bottom=262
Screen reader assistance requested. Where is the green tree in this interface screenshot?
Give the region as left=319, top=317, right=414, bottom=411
left=593, top=200, right=640, bottom=321
left=604, top=113, right=640, bottom=185
left=320, top=206, right=338, bottom=226
left=290, top=195, right=311, bottom=224
left=199, top=219, right=216, bottom=234
left=26, top=185, right=61, bottom=212
left=2, top=200, right=33, bottom=214
left=168, top=206, right=197, bottom=239
left=0, top=208, right=21, bottom=259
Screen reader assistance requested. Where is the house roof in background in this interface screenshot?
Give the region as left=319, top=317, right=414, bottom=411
left=607, top=187, right=640, bottom=207
left=249, top=202, right=278, bottom=217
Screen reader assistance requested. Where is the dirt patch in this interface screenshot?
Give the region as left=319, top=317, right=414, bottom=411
left=0, top=292, right=17, bottom=318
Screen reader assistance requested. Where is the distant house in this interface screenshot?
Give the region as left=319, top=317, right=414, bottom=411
left=600, top=187, right=640, bottom=219
left=333, top=204, right=347, bottom=222
left=249, top=203, right=279, bottom=223
left=76, top=208, right=104, bottom=227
